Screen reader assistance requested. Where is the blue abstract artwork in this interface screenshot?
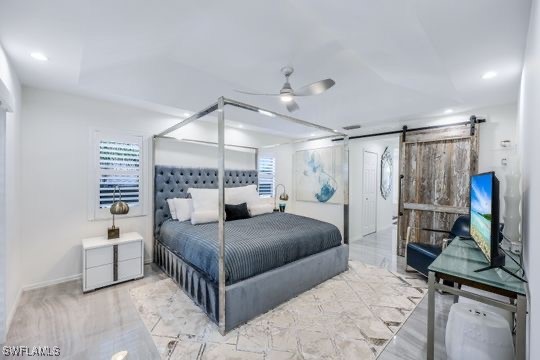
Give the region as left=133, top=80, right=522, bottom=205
left=295, top=146, right=343, bottom=204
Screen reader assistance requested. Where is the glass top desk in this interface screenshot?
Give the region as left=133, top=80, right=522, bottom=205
left=426, top=238, right=527, bottom=360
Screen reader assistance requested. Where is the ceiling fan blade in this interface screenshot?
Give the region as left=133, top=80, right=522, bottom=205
left=234, top=89, right=281, bottom=96
left=293, top=78, right=336, bottom=96
left=286, top=99, right=300, bottom=112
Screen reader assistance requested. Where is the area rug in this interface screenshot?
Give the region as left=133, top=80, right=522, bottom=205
left=130, top=261, right=427, bottom=359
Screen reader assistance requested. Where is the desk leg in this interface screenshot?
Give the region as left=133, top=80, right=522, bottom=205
left=453, top=282, right=460, bottom=304
left=515, top=294, right=527, bottom=360
left=427, top=271, right=436, bottom=360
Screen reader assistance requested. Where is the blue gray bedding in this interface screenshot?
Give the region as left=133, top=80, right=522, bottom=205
left=158, top=212, right=342, bottom=285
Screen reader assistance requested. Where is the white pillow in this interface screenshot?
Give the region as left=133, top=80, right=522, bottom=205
left=249, top=202, right=274, bottom=217
left=173, top=198, right=193, bottom=222
left=188, top=188, right=218, bottom=212
left=226, top=185, right=259, bottom=205
left=191, top=210, right=219, bottom=225
left=166, top=199, right=178, bottom=220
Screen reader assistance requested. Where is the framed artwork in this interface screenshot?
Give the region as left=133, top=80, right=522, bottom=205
left=294, top=146, right=343, bottom=204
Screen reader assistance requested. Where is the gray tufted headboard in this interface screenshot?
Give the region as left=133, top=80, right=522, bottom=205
left=154, top=166, right=258, bottom=237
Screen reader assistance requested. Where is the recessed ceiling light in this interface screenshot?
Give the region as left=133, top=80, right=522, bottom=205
left=238, top=124, right=244, bottom=128
left=482, top=71, right=497, bottom=80
left=183, top=112, right=191, bottom=117
left=444, top=109, right=453, bottom=114
left=30, top=52, right=48, bottom=61
left=310, top=133, right=316, bottom=137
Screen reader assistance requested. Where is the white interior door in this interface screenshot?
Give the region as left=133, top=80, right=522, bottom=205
left=362, top=151, right=378, bottom=236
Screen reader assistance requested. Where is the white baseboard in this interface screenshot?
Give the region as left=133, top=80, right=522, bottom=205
left=22, top=273, right=82, bottom=291
left=22, top=259, right=153, bottom=291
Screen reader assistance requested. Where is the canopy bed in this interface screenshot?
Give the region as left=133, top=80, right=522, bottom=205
left=152, top=97, right=349, bottom=334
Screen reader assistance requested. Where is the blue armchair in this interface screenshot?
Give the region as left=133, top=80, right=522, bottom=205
left=405, top=215, right=470, bottom=277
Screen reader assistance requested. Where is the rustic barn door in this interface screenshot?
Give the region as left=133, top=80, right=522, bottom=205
left=397, top=125, right=479, bottom=256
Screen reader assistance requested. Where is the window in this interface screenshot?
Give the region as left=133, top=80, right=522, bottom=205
left=91, top=131, right=144, bottom=219
left=258, top=157, right=275, bottom=198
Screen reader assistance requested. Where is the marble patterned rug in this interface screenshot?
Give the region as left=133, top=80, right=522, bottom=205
left=130, top=261, right=427, bottom=359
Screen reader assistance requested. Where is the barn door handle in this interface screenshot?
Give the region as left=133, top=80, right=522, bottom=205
left=399, top=174, right=404, bottom=216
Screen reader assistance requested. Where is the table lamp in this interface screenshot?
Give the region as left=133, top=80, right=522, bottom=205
left=108, top=186, right=129, bottom=239
left=274, top=184, right=289, bottom=212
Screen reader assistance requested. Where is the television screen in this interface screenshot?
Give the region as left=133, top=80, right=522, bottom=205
left=470, top=173, right=493, bottom=261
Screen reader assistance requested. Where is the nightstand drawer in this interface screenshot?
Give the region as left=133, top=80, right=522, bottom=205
left=82, top=232, right=144, bottom=292
left=118, top=257, right=142, bottom=280
left=86, top=264, right=113, bottom=289
left=118, top=241, right=142, bottom=261
left=86, top=246, right=113, bottom=268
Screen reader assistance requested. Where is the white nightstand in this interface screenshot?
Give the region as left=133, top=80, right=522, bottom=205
left=82, top=232, right=144, bottom=292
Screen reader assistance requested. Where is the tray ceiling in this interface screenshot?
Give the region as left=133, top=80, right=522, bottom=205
left=0, top=0, right=531, bottom=134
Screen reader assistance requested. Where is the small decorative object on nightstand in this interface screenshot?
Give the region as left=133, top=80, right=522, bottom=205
left=82, top=232, right=144, bottom=292
left=108, top=186, right=129, bottom=239
left=274, top=183, right=289, bottom=212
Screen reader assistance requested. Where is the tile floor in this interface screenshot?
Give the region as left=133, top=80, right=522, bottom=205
left=350, top=226, right=453, bottom=360
left=3, top=226, right=453, bottom=359
left=131, top=261, right=427, bottom=359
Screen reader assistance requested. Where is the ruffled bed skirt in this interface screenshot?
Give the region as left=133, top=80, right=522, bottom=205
left=154, top=239, right=219, bottom=323
left=155, top=238, right=349, bottom=332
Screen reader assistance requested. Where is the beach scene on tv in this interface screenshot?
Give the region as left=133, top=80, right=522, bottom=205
left=471, top=173, right=493, bottom=260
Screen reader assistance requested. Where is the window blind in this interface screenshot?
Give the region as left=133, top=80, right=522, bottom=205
left=99, top=141, right=141, bottom=208
left=258, top=157, right=275, bottom=198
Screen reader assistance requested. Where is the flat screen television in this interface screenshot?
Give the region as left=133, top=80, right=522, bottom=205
left=469, top=172, right=526, bottom=281
left=470, top=172, right=502, bottom=268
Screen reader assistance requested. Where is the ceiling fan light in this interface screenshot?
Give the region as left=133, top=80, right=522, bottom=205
left=280, top=94, right=293, bottom=103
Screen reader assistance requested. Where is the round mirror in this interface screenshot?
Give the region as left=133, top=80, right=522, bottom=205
left=380, top=147, right=392, bottom=200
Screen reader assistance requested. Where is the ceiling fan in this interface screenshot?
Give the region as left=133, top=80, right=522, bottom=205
left=234, top=66, right=335, bottom=112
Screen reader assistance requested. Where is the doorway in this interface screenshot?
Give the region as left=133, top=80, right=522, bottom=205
left=348, top=138, right=400, bottom=271
left=362, top=150, right=378, bottom=236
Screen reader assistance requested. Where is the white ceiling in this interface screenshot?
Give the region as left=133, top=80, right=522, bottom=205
left=0, top=0, right=531, bottom=134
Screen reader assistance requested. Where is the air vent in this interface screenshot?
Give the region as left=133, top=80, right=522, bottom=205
left=342, top=124, right=362, bottom=130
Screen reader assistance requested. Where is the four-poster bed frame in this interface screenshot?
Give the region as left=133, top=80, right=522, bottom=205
left=152, top=97, right=350, bottom=334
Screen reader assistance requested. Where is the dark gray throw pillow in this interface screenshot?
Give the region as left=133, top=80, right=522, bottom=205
left=225, top=203, right=251, bottom=221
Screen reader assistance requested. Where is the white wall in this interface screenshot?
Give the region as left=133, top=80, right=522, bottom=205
left=477, top=104, right=520, bottom=218
left=19, top=87, right=277, bottom=289
left=20, top=88, right=176, bottom=288
left=155, top=134, right=256, bottom=170
left=518, top=0, right=539, bottom=357
left=0, top=109, right=5, bottom=342
left=0, top=44, right=22, bottom=341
